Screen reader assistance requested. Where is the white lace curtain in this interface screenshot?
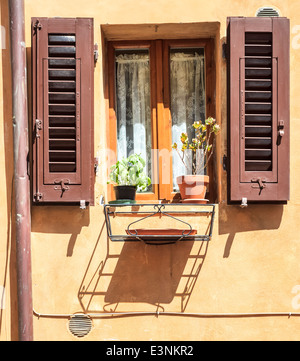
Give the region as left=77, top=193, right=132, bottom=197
left=116, top=50, right=205, bottom=192
left=170, top=52, right=205, bottom=190
left=116, top=53, right=152, bottom=187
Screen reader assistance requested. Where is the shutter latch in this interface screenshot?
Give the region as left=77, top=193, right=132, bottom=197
left=278, top=120, right=285, bottom=137
left=54, top=179, right=70, bottom=197
left=33, top=193, right=43, bottom=202
left=251, top=178, right=266, bottom=194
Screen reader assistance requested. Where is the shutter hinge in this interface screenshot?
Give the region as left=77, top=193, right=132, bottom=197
left=27, top=151, right=30, bottom=178
left=35, top=119, right=42, bottom=138
left=33, top=19, right=42, bottom=34
left=222, top=42, right=227, bottom=60
left=223, top=155, right=228, bottom=171
left=94, top=157, right=99, bottom=175
left=251, top=178, right=266, bottom=194
left=34, top=193, right=43, bottom=202
left=94, top=43, right=99, bottom=64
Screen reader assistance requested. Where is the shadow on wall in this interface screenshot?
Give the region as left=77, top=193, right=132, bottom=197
left=31, top=206, right=90, bottom=257
left=31, top=204, right=212, bottom=314
left=78, top=229, right=209, bottom=313
left=218, top=203, right=284, bottom=258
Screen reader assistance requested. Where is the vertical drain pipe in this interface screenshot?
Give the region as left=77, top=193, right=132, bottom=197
left=9, top=0, right=33, bottom=341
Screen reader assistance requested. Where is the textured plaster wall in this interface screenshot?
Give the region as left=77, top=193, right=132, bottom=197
left=1, top=0, right=300, bottom=341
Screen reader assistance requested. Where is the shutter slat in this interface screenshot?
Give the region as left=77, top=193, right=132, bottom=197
left=245, top=80, right=272, bottom=90
left=49, top=128, right=76, bottom=139
left=49, top=93, right=76, bottom=104
left=245, top=32, right=272, bottom=44
left=245, top=149, right=272, bottom=160
left=49, top=70, right=76, bottom=80
left=49, top=163, right=77, bottom=173
left=245, top=126, right=272, bottom=137
left=49, top=116, right=76, bottom=127
left=49, top=150, right=76, bottom=162
left=245, top=103, right=272, bottom=113
left=48, top=46, right=76, bottom=57
left=245, top=57, right=272, bottom=67
left=245, top=161, right=272, bottom=171
left=245, top=137, right=272, bottom=149
left=48, top=35, right=76, bottom=45
left=245, top=45, right=272, bottom=56
left=49, top=104, right=76, bottom=115
left=49, top=59, right=76, bottom=68
left=49, top=81, right=76, bottom=92
left=245, top=91, right=272, bottom=102
left=49, top=139, right=76, bottom=150
left=245, top=68, right=272, bottom=78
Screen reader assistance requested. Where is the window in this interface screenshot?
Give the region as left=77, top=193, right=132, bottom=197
left=228, top=17, right=290, bottom=202
left=32, top=17, right=94, bottom=205
left=169, top=46, right=206, bottom=191
left=114, top=48, right=153, bottom=192
left=107, top=38, right=216, bottom=202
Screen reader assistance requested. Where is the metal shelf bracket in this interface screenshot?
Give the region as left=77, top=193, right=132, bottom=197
left=104, top=203, right=216, bottom=245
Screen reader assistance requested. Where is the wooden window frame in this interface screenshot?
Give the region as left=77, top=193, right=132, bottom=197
left=107, top=38, right=216, bottom=203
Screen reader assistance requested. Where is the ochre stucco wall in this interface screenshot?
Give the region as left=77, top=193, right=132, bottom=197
left=1, top=0, right=300, bottom=341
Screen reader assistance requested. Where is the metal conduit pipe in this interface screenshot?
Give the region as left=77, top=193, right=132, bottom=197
left=9, top=0, right=33, bottom=341
left=33, top=308, right=300, bottom=319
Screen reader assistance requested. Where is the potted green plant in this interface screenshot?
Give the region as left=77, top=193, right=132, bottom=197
left=172, top=117, right=220, bottom=203
left=108, top=153, right=151, bottom=202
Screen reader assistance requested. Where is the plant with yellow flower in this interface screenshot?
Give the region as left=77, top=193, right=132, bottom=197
left=172, top=117, right=220, bottom=175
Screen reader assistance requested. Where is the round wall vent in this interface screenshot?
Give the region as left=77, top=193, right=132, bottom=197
left=256, top=7, right=280, bottom=17
left=68, top=314, right=93, bottom=338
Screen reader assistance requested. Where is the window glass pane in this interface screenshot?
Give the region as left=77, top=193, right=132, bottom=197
left=170, top=47, right=206, bottom=191
left=115, top=49, right=152, bottom=192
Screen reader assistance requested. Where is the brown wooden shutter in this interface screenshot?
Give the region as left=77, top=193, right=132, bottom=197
left=227, top=17, right=290, bottom=202
left=32, top=18, right=94, bottom=205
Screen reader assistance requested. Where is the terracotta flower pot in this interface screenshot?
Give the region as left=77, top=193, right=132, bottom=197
left=176, top=175, right=209, bottom=203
